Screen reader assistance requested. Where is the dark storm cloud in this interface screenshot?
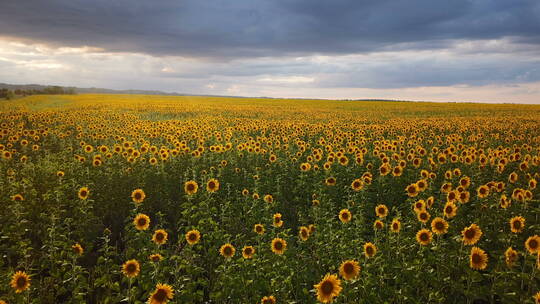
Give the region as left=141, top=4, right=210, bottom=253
left=0, top=0, right=539, bottom=58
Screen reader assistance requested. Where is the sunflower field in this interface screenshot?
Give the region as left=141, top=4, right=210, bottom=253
left=1, top=94, right=540, bottom=304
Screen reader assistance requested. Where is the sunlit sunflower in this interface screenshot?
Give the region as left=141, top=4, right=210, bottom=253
left=122, top=259, right=140, bottom=278
left=504, top=247, right=519, bottom=267
left=405, top=183, right=419, bottom=197
left=152, top=229, right=168, bottom=245
left=351, top=178, right=363, bottom=191
left=220, top=243, right=235, bottom=258
left=131, top=189, right=146, bottom=203
left=133, top=213, right=150, bottom=231
left=509, top=216, right=525, bottom=233
left=10, top=271, right=30, bottom=293
left=261, top=296, right=276, bottom=304
left=299, top=226, right=310, bottom=241
left=325, top=177, right=337, bottom=186
left=78, top=187, right=89, bottom=200
left=264, top=194, right=274, bottom=203
left=72, top=243, right=84, bottom=256
left=271, top=238, right=287, bottom=255
left=375, top=204, right=388, bottom=218
left=206, top=178, right=219, bottom=192
left=57, top=171, right=65, bottom=177
left=254, top=224, right=265, bottom=235
left=373, top=220, right=384, bottom=230
left=273, top=213, right=283, bottom=228
left=476, top=185, right=490, bottom=199
left=363, top=242, right=377, bottom=258
left=339, top=260, right=360, bottom=280
left=314, top=274, right=342, bottom=303
left=534, top=291, right=540, bottom=304
left=339, top=209, right=352, bottom=223
left=443, top=201, right=458, bottom=219
left=525, top=235, right=540, bottom=254
left=148, top=283, right=174, bottom=304
left=416, top=229, right=432, bottom=246
left=390, top=218, right=401, bottom=233
left=462, top=224, right=483, bottom=245
left=469, top=247, right=488, bottom=270
left=184, top=180, right=198, bottom=195
left=185, top=230, right=201, bottom=245
left=12, top=194, right=24, bottom=202
left=417, top=210, right=430, bottom=223
left=242, top=246, right=255, bottom=259
left=149, top=253, right=163, bottom=263
left=431, top=217, right=449, bottom=235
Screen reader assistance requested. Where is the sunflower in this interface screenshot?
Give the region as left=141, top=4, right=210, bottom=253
left=206, top=178, right=219, bottom=192
left=351, top=179, right=363, bottom=191
left=184, top=180, right=198, bottom=195
left=254, top=224, right=265, bottom=235
left=375, top=204, right=388, bottom=218
left=431, top=217, right=449, bottom=235
left=220, top=243, right=235, bottom=258
left=264, top=194, right=274, bottom=203
left=469, top=247, right=488, bottom=270
left=390, top=218, right=401, bottom=233
left=122, top=259, right=140, bottom=278
left=261, top=296, right=276, bottom=304
left=152, top=229, right=168, bottom=245
left=148, top=283, right=174, bottom=304
left=314, top=274, right=342, bottom=303
left=78, top=187, right=89, bottom=200
left=325, top=177, right=337, bottom=186
left=242, top=246, right=255, bottom=259
left=443, top=201, right=458, bottom=218
left=509, top=216, right=525, bottom=233
left=405, top=183, right=419, bottom=197
left=185, top=230, right=201, bottom=245
left=10, top=271, right=30, bottom=293
left=72, top=243, right=84, bottom=256
left=416, top=229, right=432, bottom=246
left=416, top=179, right=428, bottom=191
left=12, top=194, right=24, bottom=202
left=373, top=220, right=384, bottom=230
left=134, top=214, right=151, bottom=231
left=461, top=224, right=483, bottom=245
left=271, top=238, right=287, bottom=255
left=242, top=189, right=249, bottom=196
left=476, top=185, right=490, bottom=199
left=57, top=171, right=65, bottom=177
left=413, top=200, right=426, bottom=213
left=339, top=260, right=360, bottom=280
left=504, top=247, right=519, bottom=267
left=299, top=226, right=310, bottom=241
left=149, top=253, right=163, bottom=262
left=417, top=210, right=430, bottom=223
left=525, top=235, right=540, bottom=254
left=339, top=209, right=352, bottom=223
left=131, top=189, right=146, bottom=203
left=363, top=242, right=377, bottom=258
left=273, top=213, right=283, bottom=228
left=534, top=291, right=540, bottom=304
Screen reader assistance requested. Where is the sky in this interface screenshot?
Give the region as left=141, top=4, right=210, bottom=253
left=0, top=0, right=539, bottom=103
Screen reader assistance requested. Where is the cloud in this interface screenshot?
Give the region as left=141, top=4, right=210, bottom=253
left=0, top=0, right=539, bottom=58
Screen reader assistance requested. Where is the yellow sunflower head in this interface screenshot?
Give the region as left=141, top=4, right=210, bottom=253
left=299, top=226, right=310, bottom=241
left=152, top=229, right=168, bottom=245
left=254, top=224, right=265, bottom=235
left=351, top=178, right=363, bottom=191
left=10, top=271, right=31, bottom=293
left=338, top=209, right=352, bottom=223
left=122, top=259, right=140, bottom=278
left=185, top=230, right=201, bottom=245
left=375, top=204, right=388, bottom=218
left=430, top=217, right=449, bottom=235
left=461, top=224, right=483, bottom=245
left=525, top=235, right=540, bottom=254
left=133, top=213, right=150, bottom=231
left=390, top=218, right=401, bottom=233
left=509, top=216, right=525, bottom=233
left=242, top=246, right=255, bottom=259
left=149, top=253, right=163, bottom=263
left=72, top=243, right=84, bottom=256
left=219, top=243, right=235, bottom=258
left=78, top=187, right=89, bottom=200
left=504, top=247, right=519, bottom=268
left=416, top=229, right=432, bottom=246
left=131, top=189, right=146, bottom=203
left=261, top=295, right=276, bottom=304
left=469, top=247, right=488, bottom=270
left=314, top=273, right=342, bottom=303
left=148, top=283, right=174, bottom=304
left=184, top=180, right=198, bottom=195
left=339, top=260, right=360, bottom=281
left=363, top=242, right=377, bottom=258
left=206, top=178, right=219, bottom=192
left=271, top=238, right=287, bottom=255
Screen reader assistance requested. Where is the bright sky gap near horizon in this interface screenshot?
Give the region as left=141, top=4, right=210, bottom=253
left=0, top=0, right=539, bottom=103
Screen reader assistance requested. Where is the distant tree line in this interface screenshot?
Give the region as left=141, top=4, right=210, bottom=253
left=0, top=86, right=76, bottom=100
